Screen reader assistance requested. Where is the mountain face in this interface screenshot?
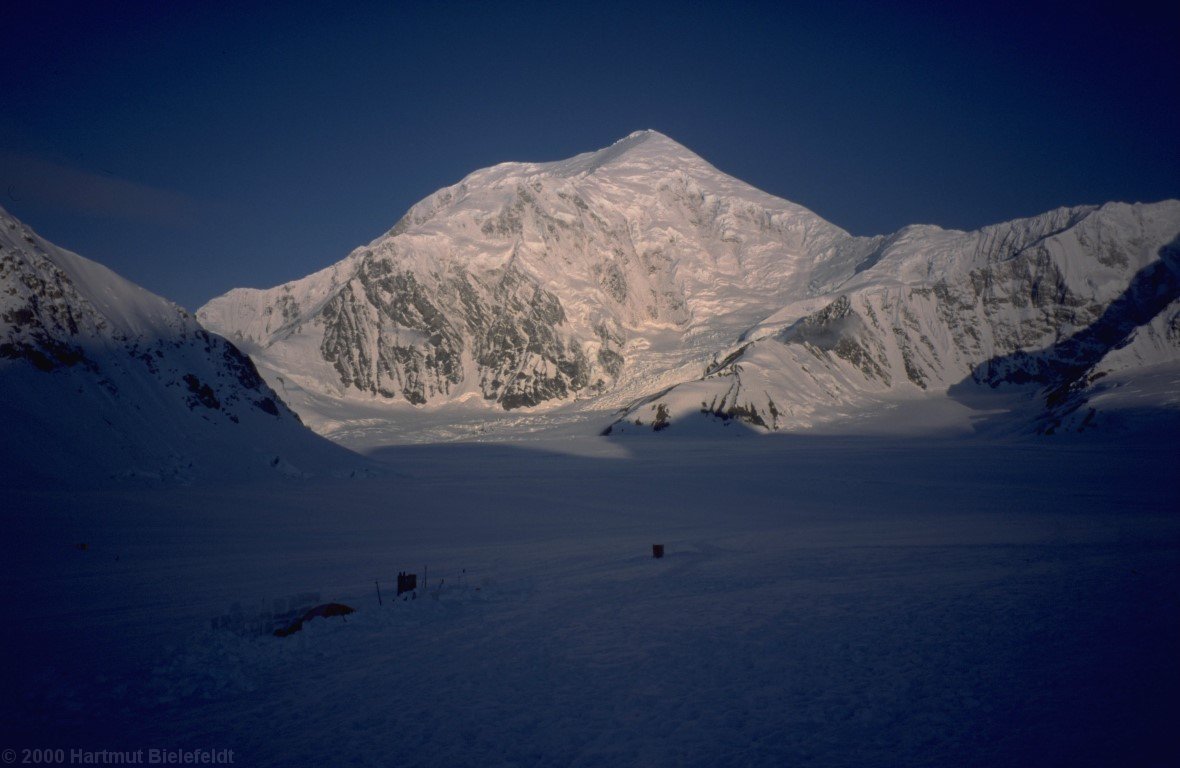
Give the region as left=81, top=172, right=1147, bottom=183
left=198, top=131, right=1180, bottom=436
left=0, top=206, right=364, bottom=484
left=608, top=201, right=1180, bottom=435
left=199, top=131, right=871, bottom=415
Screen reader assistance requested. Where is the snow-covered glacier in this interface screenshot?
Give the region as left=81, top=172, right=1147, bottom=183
left=5, top=134, right=1178, bottom=768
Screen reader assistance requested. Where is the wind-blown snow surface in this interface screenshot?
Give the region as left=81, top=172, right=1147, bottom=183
left=6, top=434, right=1178, bottom=767
left=0, top=206, right=367, bottom=485
left=198, top=131, right=1180, bottom=442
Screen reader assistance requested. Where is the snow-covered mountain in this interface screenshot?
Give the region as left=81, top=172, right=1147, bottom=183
left=0, top=206, right=366, bottom=484
left=609, top=200, right=1180, bottom=435
left=198, top=131, right=1180, bottom=437
left=197, top=131, right=871, bottom=416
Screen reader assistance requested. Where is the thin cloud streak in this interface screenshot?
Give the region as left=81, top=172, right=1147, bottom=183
left=0, top=153, right=200, bottom=228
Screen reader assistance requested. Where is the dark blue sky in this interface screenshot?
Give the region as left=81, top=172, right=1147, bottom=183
left=3, top=0, right=1177, bottom=310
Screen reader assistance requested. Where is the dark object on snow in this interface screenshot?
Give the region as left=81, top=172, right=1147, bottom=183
left=652, top=544, right=664, bottom=559
left=273, top=602, right=355, bottom=637
left=397, top=571, right=417, bottom=596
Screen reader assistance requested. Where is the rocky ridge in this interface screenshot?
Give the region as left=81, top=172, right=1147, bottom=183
left=607, top=201, right=1180, bottom=434
left=0, top=205, right=363, bottom=483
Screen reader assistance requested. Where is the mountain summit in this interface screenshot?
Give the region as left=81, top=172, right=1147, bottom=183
left=540, top=130, right=716, bottom=177
left=198, top=131, right=858, bottom=417
left=198, top=133, right=1180, bottom=439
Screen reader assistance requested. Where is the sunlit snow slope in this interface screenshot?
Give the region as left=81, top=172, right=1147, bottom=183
left=0, top=206, right=366, bottom=484
left=611, top=202, right=1180, bottom=436
left=198, top=132, right=1180, bottom=439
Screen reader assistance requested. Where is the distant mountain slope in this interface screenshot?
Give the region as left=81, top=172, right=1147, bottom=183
left=0, top=206, right=367, bottom=485
left=606, top=201, right=1180, bottom=435
left=198, top=132, right=1180, bottom=438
